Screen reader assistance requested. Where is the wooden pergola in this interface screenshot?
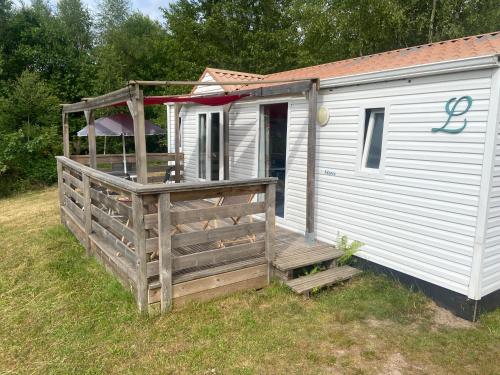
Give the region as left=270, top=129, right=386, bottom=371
left=61, top=77, right=320, bottom=240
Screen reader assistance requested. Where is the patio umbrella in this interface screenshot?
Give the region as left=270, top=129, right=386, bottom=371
left=77, top=113, right=165, bottom=175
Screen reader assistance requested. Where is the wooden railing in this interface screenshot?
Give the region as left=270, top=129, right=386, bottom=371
left=70, top=152, right=184, bottom=183
left=56, top=156, right=276, bottom=313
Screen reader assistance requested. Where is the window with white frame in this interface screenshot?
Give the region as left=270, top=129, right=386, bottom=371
left=361, top=109, right=385, bottom=170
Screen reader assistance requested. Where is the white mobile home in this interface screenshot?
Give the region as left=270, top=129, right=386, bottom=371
left=166, top=32, right=500, bottom=320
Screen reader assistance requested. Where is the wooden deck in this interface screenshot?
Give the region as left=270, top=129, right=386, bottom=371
left=57, top=155, right=352, bottom=312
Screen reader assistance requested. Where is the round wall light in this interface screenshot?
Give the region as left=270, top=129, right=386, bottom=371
left=317, top=106, right=330, bottom=127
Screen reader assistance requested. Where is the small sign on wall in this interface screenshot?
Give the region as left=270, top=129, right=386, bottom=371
left=320, top=168, right=336, bottom=177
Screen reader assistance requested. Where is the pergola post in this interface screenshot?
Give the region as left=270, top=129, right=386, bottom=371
left=62, top=112, right=70, bottom=157
left=223, top=104, right=231, bottom=180
left=84, top=110, right=97, bottom=169
left=174, top=103, right=181, bottom=183
left=305, top=80, right=318, bottom=243
left=127, top=85, right=148, bottom=184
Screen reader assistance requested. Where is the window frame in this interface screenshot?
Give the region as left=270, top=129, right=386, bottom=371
left=356, top=105, right=389, bottom=178
left=197, top=110, right=224, bottom=181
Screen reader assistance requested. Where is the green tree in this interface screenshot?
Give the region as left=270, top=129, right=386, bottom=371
left=55, top=0, right=95, bottom=101
left=97, top=0, right=131, bottom=35
left=0, top=71, right=60, bottom=195
left=164, top=0, right=301, bottom=75
left=93, top=12, right=172, bottom=92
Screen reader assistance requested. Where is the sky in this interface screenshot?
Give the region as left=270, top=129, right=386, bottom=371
left=18, top=0, right=172, bottom=21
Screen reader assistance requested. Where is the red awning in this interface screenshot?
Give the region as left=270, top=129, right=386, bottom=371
left=114, top=93, right=250, bottom=107
left=145, top=94, right=250, bottom=106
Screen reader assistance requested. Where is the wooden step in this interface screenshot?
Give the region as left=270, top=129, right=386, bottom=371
left=273, top=245, right=343, bottom=271
left=285, top=266, right=361, bottom=295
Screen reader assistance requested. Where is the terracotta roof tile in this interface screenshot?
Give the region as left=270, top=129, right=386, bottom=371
left=199, top=32, right=500, bottom=92
left=204, top=67, right=265, bottom=92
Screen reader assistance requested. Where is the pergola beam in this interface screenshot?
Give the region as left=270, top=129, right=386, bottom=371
left=127, top=86, right=148, bottom=184
left=237, top=80, right=314, bottom=97
left=129, top=78, right=316, bottom=87
left=62, top=87, right=134, bottom=113
left=62, top=112, right=70, bottom=157
left=84, top=110, right=97, bottom=169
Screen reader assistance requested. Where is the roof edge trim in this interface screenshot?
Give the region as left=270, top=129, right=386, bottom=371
left=320, top=54, right=499, bottom=89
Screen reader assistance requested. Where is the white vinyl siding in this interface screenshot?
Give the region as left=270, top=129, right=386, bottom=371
left=228, top=102, right=259, bottom=180
left=482, top=115, right=500, bottom=297
left=314, top=69, right=493, bottom=295
left=192, top=73, right=224, bottom=95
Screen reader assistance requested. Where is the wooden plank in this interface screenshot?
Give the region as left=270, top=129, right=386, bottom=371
left=237, top=80, right=313, bottom=97
left=62, top=112, right=70, bottom=157
left=58, top=156, right=275, bottom=196
left=175, top=240, right=264, bottom=271
left=62, top=86, right=133, bottom=113
left=265, top=183, right=276, bottom=282
left=133, top=177, right=274, bottom=195
left=174, top=103, right=181, bottom=183
left=172, top=221, right=265, bottom=248
left=174, top=263, right=267, bottom=298
left=83, top=174, right=92, bottom=253
left=91, top=220, right=137, bottom=264
left=305, top=81, right=318, bottom=240
left=62, top=171, right=83, bottom=190
left=91, top=204, right=136, bottom=244
left=132, top=193, right=148, bottom=312
left=89, top=187, right=132, bottom=221
left=128, top=88, right=148, bottom=184
left=147, top=240, right=265, bottom=276
left=174, top=257, right=266, bottom=284
left=144, top=201, right=265, bottom=229
left=71, top=152, right=182, bottom=165
left=132, top=79, right=313, bottom=86
left=57, top=160, right=64, bottom=212
left=273, top=247, right=343, bottom=271
left=168, top=201, right=264, bottom=226
left=149, top=275, right=267, bottom=305
left=148, top=164, right=170, bottom=173
left=170, top=184, right=265, bottom=202
left=64, top=195, right=84, bottom=224
left=285, top=266, right=361, bottom=294
left=84, top=110, right=97, bottom=169
left=63, top=183, right=84, bottom=207
left=61, top=206, right=87, bottom=248
left=57, top=156, right=140, bottom=193
left=158, top=193, right=172, bottom=312
left=89, top=236, right=138, bottom=292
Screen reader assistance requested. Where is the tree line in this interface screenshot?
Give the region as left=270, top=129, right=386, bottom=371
left=0, top=0, right=498, bottom=196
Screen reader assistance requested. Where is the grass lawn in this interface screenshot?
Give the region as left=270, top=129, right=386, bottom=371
left=0, top=188, right=499, bottom=374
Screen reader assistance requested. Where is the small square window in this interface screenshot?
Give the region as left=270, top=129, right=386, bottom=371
left=362, top=109, right=385, bottom=170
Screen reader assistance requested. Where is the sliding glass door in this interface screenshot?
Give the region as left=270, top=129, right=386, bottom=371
left=259, top=103, right=288, bottom=218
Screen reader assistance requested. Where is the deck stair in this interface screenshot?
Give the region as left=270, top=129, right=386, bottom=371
left=272, top=228, right=361, bottom=295
left=285, top=266, right=361, bottom=296
left=273, top=244, right=344, bottom=272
